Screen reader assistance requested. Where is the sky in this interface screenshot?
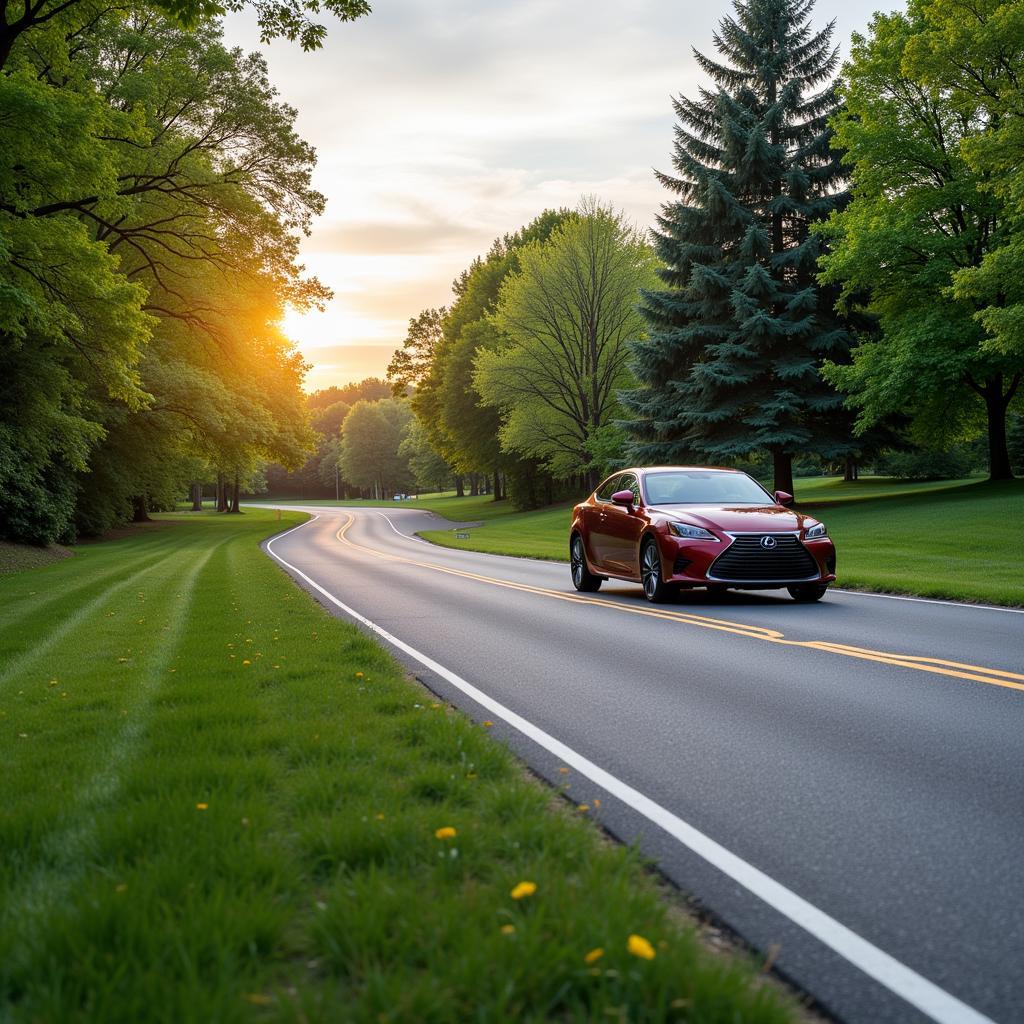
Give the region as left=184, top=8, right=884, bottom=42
left=224, top=0, right=902, bottom=393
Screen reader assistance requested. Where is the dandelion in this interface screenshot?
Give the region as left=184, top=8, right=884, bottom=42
left=375, top=813, right=386, bottom=821
left=577, top=804, right=590, bottom=812
left=627, top=934, right=655, bottom=960
left=196, top=802, right=209, bottom=811
left=500, top=924, right=516, bottom=935
left=242, top=660, right=251, bottom=665
left=435, top=826, right=457, bottom=840
left=355, top=672, right=364, bottom=679
left=584, top=948, right=604, bottom=964
left=117, top=657, right=128, bottom=663
left=483, top=720, right=494, bottom=727
left=510, top=881, right=536, bottom=900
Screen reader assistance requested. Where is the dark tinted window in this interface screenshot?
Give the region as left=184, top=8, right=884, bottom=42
left=595, top=475, right=621, bottom=501
left=643, top=470, right=772, bottom=505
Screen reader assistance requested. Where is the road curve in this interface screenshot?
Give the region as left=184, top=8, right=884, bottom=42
left=260, top=505, right=1024, bottom=1024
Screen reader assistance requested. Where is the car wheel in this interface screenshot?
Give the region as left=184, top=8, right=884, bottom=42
left=570, top=534, right=602, bottom=592
left=640, top=538, right=673, bottom=603
left=788, top=584, right=828, bottom=603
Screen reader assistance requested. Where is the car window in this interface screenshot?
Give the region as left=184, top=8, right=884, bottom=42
left=595, top=475, right=621, bottom=502
left=644, top=470, right=772, bottom=505
left=618, top=474, right=641, bottom=505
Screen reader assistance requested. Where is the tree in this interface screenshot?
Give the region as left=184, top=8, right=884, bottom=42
left=0, top=0, right=369, bottom=71
left=387, top=308, right=446, bottom=397
left=819, top=1, right=1023, bottom=480
left=475, top=199, right=658, bottom=484
left=1, top=12, right=321, bottom=540
left=338, top=398, right=413, bottom=498
left=398, top=417, right=453, bottom=493
left=411, top=210, right=572, bottom=501
left=621, top=0, right=858, bottom=495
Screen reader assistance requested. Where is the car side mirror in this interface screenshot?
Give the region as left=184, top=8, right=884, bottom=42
left=611, top=489, right=636, bottom=508
left=774, top=490, right=794, bottom=507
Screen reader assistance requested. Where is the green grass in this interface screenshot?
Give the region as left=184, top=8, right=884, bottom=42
left=419, top=477, right=1024, bottom=607
left=0, top=510, right=797, bottom=1023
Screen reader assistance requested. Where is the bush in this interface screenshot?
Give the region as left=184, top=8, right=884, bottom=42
left=875, top=446, right=977, bottom=480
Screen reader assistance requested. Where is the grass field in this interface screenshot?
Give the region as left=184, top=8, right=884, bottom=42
left=0, top=510, right=797, bottom=1023
left=412, top=477, right=1024, bottom=606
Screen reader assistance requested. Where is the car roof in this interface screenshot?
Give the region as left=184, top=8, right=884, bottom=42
left=616, top=465, right=744, bottom=476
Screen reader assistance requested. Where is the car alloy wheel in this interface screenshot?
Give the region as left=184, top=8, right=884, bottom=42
left=641, top=538, right=672, bottom=603
left=570, top=535, right=602, bottom=592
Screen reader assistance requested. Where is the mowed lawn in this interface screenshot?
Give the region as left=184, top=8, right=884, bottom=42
left=0, top=510, right=796, bottom=1024
left=416, top=477, right=1024, bottom=606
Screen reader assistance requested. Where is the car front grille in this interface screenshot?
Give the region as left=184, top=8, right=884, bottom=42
left=708, top=535, right=819, bottom=583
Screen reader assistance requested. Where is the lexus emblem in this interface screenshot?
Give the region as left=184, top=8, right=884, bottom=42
left=760, top=535, right=778, bottom=550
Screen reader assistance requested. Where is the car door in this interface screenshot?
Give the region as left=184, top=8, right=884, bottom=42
left=586, top=475, right=621, bottom=570
left=601, top=473, right=645, bottom=577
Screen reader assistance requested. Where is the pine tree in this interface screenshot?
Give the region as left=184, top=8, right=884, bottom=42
left=622, top=0, right=857, bottom=494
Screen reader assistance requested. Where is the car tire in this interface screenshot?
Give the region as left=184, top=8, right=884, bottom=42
left=570, top=534, right=602, bottom=592
left=641, top=537, right=673, bottom=603
left=788, top=584, right=828, bottom=602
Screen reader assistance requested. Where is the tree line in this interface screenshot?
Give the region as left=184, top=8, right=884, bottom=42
left=1, top=0, right=370, bottom=544
left=375, top=0, right=1023, bottom=504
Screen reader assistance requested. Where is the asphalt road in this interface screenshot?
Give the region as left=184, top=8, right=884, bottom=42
left=260, top=504, right=1024, bottom=1024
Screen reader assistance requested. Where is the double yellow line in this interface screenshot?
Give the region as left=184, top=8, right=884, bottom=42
left=334, top=514, right=1024, bottom=694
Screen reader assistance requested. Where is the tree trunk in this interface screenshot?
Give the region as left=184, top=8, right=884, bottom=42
left=843, top=458, right=858, bottom=483
left=216, top=473, right=229, bottom=513
left=492, top=470, right=502, bottom=501
left=982, top=377, right=1015, bottom=481
left=228, top=472, right=242, bottom=513
left=772, top=450, right=794, bottom=497
left=191, top=483, right=203, bottom=511
left=131, top=495, right=150, bottom=522
left=470, top=473, right=479, bottom=496
left=455, top=476, right=464, bottom=497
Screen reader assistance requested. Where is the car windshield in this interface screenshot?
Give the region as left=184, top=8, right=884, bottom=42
left=644, top=470, right=772, bottom=505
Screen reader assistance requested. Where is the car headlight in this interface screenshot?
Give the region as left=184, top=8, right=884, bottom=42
left=669, top=522, right=719, bottom=541
left=805, top=522, right=827, bottom=539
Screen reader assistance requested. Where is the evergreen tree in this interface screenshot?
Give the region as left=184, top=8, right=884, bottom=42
left=622, top=0, right=857, bottom=494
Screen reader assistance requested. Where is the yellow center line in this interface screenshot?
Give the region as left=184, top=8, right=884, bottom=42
left=332, top=514, right=1024, bottom=694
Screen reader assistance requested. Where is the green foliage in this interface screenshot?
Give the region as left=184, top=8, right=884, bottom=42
left=1, top=11, right=327, bottom=540
left=399, top=418, right=454, bottom=493
left=875, top=446, right=978, bottom=481
left=475, top=199, right=657, bottom=481
left=819, top=0, right=1023, bottom=478
left=623, top=0, right=857, bottom=491
left=339, top=398, right=414, bottom=496
left=411, top=210, right=572, bottom=490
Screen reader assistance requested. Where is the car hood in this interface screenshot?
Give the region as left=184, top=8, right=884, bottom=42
left=652, top=504, right=814, bottom=533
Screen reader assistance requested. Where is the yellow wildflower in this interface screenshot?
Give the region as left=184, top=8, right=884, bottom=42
left=627, top=934, right=655, bottom=960
left=242, top=660, right=251, bottom=665
left=500, top=924, right=515, bottom=935
left=584, top=947, right=604, bottom=964
left=510, top=881, right=536, bottom=900
left=435, top=826, right=457, bottom=840
left=577, top=804, right=590, bottom=812
left=196, top=802, right=209, bottom=811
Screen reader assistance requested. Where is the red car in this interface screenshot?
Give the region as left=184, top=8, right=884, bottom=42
left=570, top=466, right=836, bottom=602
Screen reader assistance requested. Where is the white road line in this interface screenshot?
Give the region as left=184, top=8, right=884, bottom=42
left=374, top=510, right=429, bottom=543
left=264, top=514, right=996, bottom=1024
left=832, top=588, right=1024, bottom=615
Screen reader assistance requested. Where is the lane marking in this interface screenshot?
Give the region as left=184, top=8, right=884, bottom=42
left=832, top=588, right=1024, bottom=615
left=374, top=509, right=429, bottom=543
left=333, top=513, right=1024, bottom=694
left=265, top=514, right=996, bottom=1024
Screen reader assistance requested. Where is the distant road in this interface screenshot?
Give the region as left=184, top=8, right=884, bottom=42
left=261, top=504, right=1024, bottom=1024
